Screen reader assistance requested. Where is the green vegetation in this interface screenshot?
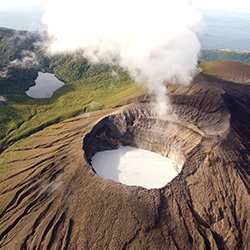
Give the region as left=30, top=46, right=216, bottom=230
left=0, top=28, right=46, bottom=68
left=0, top=28, right=139, bottom=152
left=198, top=61, right=213, bottom=75
left=200, top=50, right=250, bottom=65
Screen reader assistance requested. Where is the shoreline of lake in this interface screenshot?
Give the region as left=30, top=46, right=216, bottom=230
left=26, top=72, right=64, bottom=98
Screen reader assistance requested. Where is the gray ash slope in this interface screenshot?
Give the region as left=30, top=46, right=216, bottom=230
left=1, top=62, right=250, bottom=249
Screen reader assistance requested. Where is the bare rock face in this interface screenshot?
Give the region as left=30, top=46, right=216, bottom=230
left=1, top=70, right=250, bottom=250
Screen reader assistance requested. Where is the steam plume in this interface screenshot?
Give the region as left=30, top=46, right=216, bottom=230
left=42, top=0, right=202, bottom=115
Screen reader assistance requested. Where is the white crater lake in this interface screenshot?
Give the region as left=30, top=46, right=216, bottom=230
left=26, top=72, right=64, bottom=98
left=92, top=146, right=182, bottom=189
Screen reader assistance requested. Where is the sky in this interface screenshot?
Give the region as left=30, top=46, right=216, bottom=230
left=1, top=0, right=250, bottom=33
left=1, top=0, right=250, bottom=109
left=1, top=0, right=250, bottom=12
left=192, top=0, right=250, bottom=12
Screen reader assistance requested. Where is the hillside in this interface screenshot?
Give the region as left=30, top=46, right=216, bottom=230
left=0, top=28, right=140, bottom=153
left=200, top=61, right=250, bottom=83
left=1, top=61, right=250, bottom=249
left=200, top=49, right=250, bottom=65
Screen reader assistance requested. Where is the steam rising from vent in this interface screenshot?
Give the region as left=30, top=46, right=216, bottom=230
left=42, top=0, right=202, bottom=114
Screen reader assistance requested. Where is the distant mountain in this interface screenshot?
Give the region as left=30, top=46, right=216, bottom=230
left=0, top=6, right=46, bottom=31
left=200, top=49, right=250, bottom=65
left=198, top=10, right=250, bottom=51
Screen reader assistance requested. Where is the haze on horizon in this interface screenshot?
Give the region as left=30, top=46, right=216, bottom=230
left=1, top=0, right=250, bottom=51
left=1, top=0, right=250, bottom=116
left=1, top=0, right=250, bottom=12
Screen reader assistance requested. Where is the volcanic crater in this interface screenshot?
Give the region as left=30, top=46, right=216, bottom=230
left=83, top=103, right=188, bottom=188
left=83, top=76, right=229, bottom=189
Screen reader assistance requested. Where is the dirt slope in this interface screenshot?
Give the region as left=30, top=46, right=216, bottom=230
left=205, top=61, right=250, bottom=83
left=1, top=69, right=250, bottom=249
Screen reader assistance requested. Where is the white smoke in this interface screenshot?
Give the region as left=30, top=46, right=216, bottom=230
left=41, top=0, right=202, bottom=115
left=0, top=51, right=38, bottom=80
left=0, top=95, right=7, bottom=102
left=9, top=50, right=39, bottom=67
left=0, top=67, right=9, bottom=78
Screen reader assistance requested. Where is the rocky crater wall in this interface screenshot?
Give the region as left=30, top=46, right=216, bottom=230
left=83, top=87, right=230, bottom=178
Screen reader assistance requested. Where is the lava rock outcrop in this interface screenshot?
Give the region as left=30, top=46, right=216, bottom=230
left=1, top=67, right=250, bottom=249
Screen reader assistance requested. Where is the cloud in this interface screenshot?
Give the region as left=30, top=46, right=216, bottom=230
left=0, top=67, right=9, bottom=78
left=9, top=50, right=39, bottom=67
left=0, top=0, right=42, bottom=9
left=0, top=96, right=7, bottom=102
left=41, top=0, right=202, bottom=115
left=191, top=0, right=250, bottom=13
